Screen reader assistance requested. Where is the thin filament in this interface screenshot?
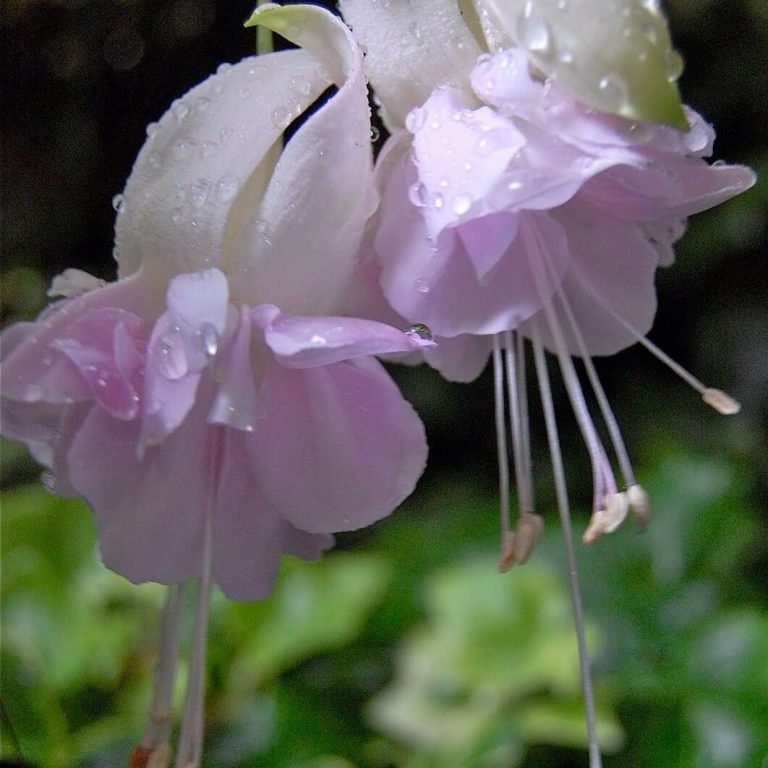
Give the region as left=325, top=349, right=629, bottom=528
left=142, top=583, right=186, bottom=751
left=541, top=255, right=636, bottom=488
left=515, top=333, right=534, bottom=502
left=503, top=330, right=534, bottom=514
left=532, top=327, right=603, bottom=768
left=523, top=223, right=616, bottom=508
left=493, top=334, right=512, bottom=536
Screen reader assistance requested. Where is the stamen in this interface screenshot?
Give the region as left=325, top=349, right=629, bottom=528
left=515, top=333, right=533, bottom=499
left=702, top=388, right=741, bottom=415
left=522, top=222, right=617, bottom=512
left=174, top=433, right=219, bottom=768
left=532, top=326, right=603, bottom=768
left=583, top=492, right=629, bottom=544
left=493, top=334, right=513, bottom=538
left=627, top=484, right=652, bottom=528
left=504, top=331, right=534, bottom=515
left=134, top=583, right=185, bottom=766
left=577, top=274, right=741, bottom=415
left=498, top=513, right=545, bottom=572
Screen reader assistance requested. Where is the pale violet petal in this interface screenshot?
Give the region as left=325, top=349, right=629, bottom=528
left=259, top=307, right=434, bottom=368
left=339, top=0, right=482, bottom=130
left=115, top=50, right=330, bottom=282
left=230, top=4, right=378, bottom=315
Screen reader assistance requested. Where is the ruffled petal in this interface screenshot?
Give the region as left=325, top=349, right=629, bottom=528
left=377, top=156, right=570, bottom=336
left=67, top=399, right=213, bottom=586
left=580, top=156, right=756, bottom=221
left=339, top=0, right=481, bottom=130
left=423, top=333, right=493, bottom=383
left=522, top=196, right=661, bottom=356
left=0, top=272, right=153, bottom=407
left=115, top=50, right=330, bottom=281
left=256, top=305, right=434, bottom=369
left=230, top=4, right=377, bottom=315
left=252, top=356, right=427, bottom=533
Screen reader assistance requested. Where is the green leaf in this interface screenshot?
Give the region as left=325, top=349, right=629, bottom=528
left=473, top=0, right=688, bottom=127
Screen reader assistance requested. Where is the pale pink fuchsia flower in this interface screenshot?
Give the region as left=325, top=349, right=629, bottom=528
left=340, top=1, right=755, bottom=764
left=1, top=5, right=429, bottom=764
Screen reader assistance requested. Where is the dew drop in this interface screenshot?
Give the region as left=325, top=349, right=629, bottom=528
left=238, top=87, right=251, bottom=100
left=147, top=151, right=161, bottom=169
left=111, top=193, right=125, bottom=212
left=195, top=96, right=211, bottom=112
left=145, top=121, right=159, bottom=138
left=406, top=323, right=432, bottom=341
left=158, top=332, right=188, bottom=380
left=665, top=50, right=684, bottom=82
left=173, top=139, right=196, bottom=161
left=370, top=125, right=381, bottom=142
left=452, top=193, right=472, bottom=215
left=187, top=179, right=211, bottom=209
left=290, top=74, right=312, bottom=96
left=217, top=62, right=233, bottom=76
left=23, top=384, right=45, bottom=402
left=408, top=181, right=428, bottom=208
left=171, top=99, right=190, bottom=121
left=197, top=322, right=219, bottom=358
left=432, top=192, right=444, bottom=210
left=517, top=0, right=551, bottom=54
left=271, top=106, right=292, bottom=129
left=405, top=106, right=426, bottom=134
left=415, top=279, right=430, bottom=294
left=216, top=175, right=240, bottom=203
left=171, top=207, right=183, bottom=224
left=309, top=334, right=327, bottom=345
left=219, top=127, right=234, bottom=143
left=598, top=74, right=628, bottom=107
left=559, top=48, right=574, bottom=64
left=408, top=21, right=422, bottom=40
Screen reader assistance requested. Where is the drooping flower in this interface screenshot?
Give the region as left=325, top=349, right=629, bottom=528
left=1, top=5, right=430, bottom=764
left=339, top=0, right=755, bottom=764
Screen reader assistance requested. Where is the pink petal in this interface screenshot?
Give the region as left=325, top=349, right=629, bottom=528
left=523, top=197, right=661, bottom=356
left=252, top=356, right=427, bottom=534
left=580, top=157, right=756, bottom=221
left=258, top=306, right=434, bottom=369
left=423, top=333, right=493, bottom=383
left=68, top=399, right=212, bottom=586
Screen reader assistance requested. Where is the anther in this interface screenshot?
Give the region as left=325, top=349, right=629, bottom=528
left=626, top=484, right=651, bottom=528
left=702, top=388, right=741, bottom=415
left=147, top=744, right=172, bottom=768
left=129, top=745, right=152, bottom=768
left=498, top=512, right=545, bottom=571
left=583, top=492, right=629, bottom=544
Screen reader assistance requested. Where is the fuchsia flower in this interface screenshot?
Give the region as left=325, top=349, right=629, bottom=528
left=341, top=0, right=754, bottom=543
left=340, top=1, right=755, bottom=764
left=1, top=5, right=430, bottom=764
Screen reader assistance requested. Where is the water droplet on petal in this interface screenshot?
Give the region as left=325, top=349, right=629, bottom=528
left=665, top=50, right=684, bottom=82
left=23, top=383, right=45, bottom=402
left=171, top=207, right=183, bottom=224
left=147, top=151, right=161, bottom=169
left=238, top=87, right=251, bottom=100
left=432, top=192, right=444, bottom=210
left=598, top=74, right=628, bottom=108
left=517, top=0, right=551, bottom=54
left=195, top=96, right=211, bottom=112
left=173, top=139, right=195, bottom=161
left=200, top=141, right=218, bottom=158
left=197, top=322, right=219, bottom=358
left=171, top=99, right=190, bottom=121
left=290, top=74, right=312, bottom=96
left=145, top=121, right=159, bottom=138
left=452, top=193, right=472, bottom=215
left=405, top=107, right=426, bottom=134
left=370, top=125, right=381, bottom=142
left=216, top=62, right=233, bottom=76
left=415, top=279, right=430, bottom=294
left=216, top=175, right=240, bottom=203
left=187, top=179, right=210, bottom=209
left=310, top=334, right=327, bottom=345
left=158, top=332, right=188, bottom=380
left=408, top=181, right=428, bottom=208
left=406, top=322, right=432, bottom=341
left=111, top=194, right=125, bottom=212
left=408, top=21, right=422, bottom=40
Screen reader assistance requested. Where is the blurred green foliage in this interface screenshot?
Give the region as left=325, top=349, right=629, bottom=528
left=2, top=450, right=767, bottom=767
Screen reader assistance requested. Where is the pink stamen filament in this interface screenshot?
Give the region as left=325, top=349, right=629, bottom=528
left=531, top=326, right=602, bottom=768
